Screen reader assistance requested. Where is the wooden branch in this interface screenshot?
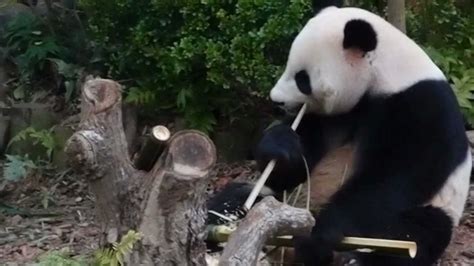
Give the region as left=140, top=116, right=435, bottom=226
left=65, top=78, right=217, bottom=265
left=219, top=197, right=315, bottom=266
left=122, top=103, right=138, bottom=156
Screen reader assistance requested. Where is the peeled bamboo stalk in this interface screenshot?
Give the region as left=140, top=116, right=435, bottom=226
left=207, top=225, right=417, bottom=258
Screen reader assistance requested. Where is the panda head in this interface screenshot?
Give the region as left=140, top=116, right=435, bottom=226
left=271, top=1, right=444, bottom=115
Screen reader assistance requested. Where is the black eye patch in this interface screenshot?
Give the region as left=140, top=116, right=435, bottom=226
left=295, top=70, right=312, bottom=95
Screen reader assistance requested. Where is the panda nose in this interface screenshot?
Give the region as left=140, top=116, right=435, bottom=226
left=273, top=101, right=285, bottom=106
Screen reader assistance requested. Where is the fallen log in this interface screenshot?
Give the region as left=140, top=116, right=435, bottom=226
left=218, top=196, right=315, bottom=265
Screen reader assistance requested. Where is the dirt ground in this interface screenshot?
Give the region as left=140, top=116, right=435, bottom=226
left=439, top=182, right=474, bottom=266
left=0, top=167, right=100, bottom=264
left=0, top=161, right=473, bottom=265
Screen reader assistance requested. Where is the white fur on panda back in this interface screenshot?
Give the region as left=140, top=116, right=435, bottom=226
left=429, top=150, right=472, bottom=226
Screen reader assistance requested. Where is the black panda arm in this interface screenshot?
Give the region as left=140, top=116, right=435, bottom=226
left=255, top=111, right=360, bottom=193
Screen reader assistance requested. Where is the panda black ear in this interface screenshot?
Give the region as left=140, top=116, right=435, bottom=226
left=312, top=0, right=343, bottom=14
left=343, top=19, right=377, bottom=53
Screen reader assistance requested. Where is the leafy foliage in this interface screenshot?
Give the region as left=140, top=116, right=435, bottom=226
left=3, top=154, right=36, bottom=182
left=49, top=58, right=85, bottom=102
left=79, top=0, right=313, bottom=133
left=349, top=0, right=386, bottom=13
left=406, top=0, right=474, bottom=125
left=33, top=231, right=141, bottom=266
left=353, top=0, right=474, bottom=126
left=1, top=4, right=91, bottom=104
left=3, top=13, right=62, bottom=89
left=2, top=126, right=56, bottom=182
left=94, top=230, right=142, bottom=266
left=36, top=248, right=88, bottom=266
left=7, top=127, right=56, bottom=161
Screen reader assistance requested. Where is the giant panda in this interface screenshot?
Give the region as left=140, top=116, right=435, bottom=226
left=207, top=1, right=472, bottom=265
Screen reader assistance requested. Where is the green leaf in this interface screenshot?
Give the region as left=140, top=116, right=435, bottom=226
left=6, top=127, right=56, bottom=161
left=79, top=0, right=313, bottom=132
left=13, top=85, right=26, bottom=100
left=3, top=154, right=35, bottom=182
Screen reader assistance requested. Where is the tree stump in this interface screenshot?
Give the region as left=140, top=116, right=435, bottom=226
left=65, top=78, right=216, bottom=265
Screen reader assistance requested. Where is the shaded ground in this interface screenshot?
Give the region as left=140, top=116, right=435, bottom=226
left=0, top=167, right=99, bottom=264
left=439, top=183, right=474, bottom=266
left=0, top=161, right=473, bottom=265
left=0, top=161, right=255, bottom=264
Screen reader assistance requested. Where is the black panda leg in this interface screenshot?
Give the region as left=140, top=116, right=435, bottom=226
left=293, top=206, right=452, bottom=266
left=355, top=206, right=453, bottom=266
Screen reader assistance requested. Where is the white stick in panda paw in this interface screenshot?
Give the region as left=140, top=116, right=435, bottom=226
left=244, top=103, right=308, bottom=210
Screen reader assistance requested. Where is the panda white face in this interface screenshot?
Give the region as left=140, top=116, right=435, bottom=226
left=270, top=7, right=445, bottom=115
left=271, top=7, right=374, bottom=115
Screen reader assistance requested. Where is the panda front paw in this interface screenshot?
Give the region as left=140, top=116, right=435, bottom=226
left=292, top=208, right=349, bottom=265
left=293, top=235, right=334, bottom=266
left=255, top=124, right=306, bottom=192
left=255, top=124, right=303, bottom=166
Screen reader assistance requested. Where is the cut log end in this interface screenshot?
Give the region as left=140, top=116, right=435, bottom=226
left=152, top=125, right=171, bottom=142
left=168, top=131, right=216, bottom=176
left=82, top=78, right=122, bottom=113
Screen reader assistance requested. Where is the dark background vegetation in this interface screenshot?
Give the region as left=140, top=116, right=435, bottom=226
left=1, top=0, right=473, bottom=164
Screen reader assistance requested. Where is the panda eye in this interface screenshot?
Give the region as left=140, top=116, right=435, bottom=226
left=295, top=70, right=312, bottom=95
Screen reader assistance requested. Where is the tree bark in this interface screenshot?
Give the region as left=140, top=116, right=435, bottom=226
left=122, top=103, right=138, bottom=156
left=65, top=78, right=216, bottom=265
left=387, top=0, right=406, bottom=33
left=219, top=197, right=315, bottom=266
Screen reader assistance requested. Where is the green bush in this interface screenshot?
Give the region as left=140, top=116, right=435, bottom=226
left=406, top=0, right=474, bottom=125
left=3, top=13, right=63, bottom=91
left=1, top=5, right=90, bottom=103
left=79, top=0, right=313, bottom=133
left=80, top=0, right=474, bottom=130
left=354, top=0, right=474, bottom=126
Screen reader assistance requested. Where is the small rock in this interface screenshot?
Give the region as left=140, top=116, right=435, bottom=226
left=58, top=223, right=73, bottom=229
left=78, top=222, right=89, bottom=227
left=466, top=221, right=474, bottom=229
left=462, top=250, right=474, bottom=259
left=75, top=197, right=83, bottom=203
left=10, top=215, right=22, bottom=225
left=54, top=228, right=62, bottom=238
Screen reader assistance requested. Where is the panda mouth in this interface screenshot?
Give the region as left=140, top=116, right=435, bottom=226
left=285, top=107, right=301, bottom=115
left=272, top=105, right=287, bottom=117
left=271, top=105, right=299, bottom=117
left=279, top=103, right=305, bottom=116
